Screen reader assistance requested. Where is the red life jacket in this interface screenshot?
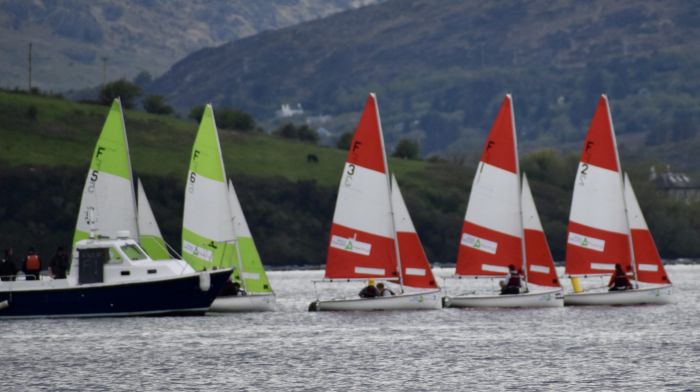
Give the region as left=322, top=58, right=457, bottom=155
left=26, top=254, right=40, bottom=271
left=507, top=273, right=521, bottom=287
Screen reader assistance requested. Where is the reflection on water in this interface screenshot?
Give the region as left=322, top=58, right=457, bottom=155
left=0, top=266, right=698, bottom=391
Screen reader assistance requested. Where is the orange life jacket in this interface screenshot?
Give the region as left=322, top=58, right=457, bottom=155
left=26, top=254, right=40, bottom=271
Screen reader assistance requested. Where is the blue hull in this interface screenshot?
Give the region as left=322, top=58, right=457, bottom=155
left=0, top=269, right=231, bottom=318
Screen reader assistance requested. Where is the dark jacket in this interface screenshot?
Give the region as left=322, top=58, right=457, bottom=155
left=50, top=252, right=70, bottom=279
left=359, top=285, right=380, bottom=298
left=0, top=256, right=18, bottom=281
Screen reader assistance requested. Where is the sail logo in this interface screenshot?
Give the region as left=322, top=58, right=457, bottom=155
left=568, top=232, right=605, bottom=252
left=183, top=240, right=213, bottom=262
left=330, top=235, right=371, bottom=256
left=461, top=234, right=497, bottom=254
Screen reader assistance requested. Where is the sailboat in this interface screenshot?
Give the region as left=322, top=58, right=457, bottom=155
left=444, top=95, right=563, bottom=308
left=182, top=104, right=275, bottom=312
left=207, top=180, right=276, bottom=311
left=563, top=95, right=672, bottom=305
left=0, top=99, right=232, bottom=318
left=137, top=179, right=172, bottom=260
left=308, top=93, right=442, bottom=311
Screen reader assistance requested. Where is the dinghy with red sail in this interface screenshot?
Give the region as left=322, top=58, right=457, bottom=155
left=309, top=94, right=441, bottom=311
left=444, top=95, right=562, bottom=308
left=564, top=96, right=672, bottom=305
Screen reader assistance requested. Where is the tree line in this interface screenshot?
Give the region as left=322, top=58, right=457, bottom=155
left=1, top=151, right=698, bottom=270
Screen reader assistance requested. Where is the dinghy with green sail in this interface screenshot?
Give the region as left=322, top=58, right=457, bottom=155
left=182, top=104, right=275, bottom=311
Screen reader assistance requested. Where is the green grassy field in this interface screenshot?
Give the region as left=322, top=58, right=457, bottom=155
left=0, top=90, right=438, bottom=189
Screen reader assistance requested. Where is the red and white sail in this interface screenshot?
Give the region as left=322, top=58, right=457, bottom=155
left=565, top=95, right=632, bottom=276
left=456, top=94, right=522, bottom=276
left=521, top=175, right=560, bottom=287
left=325, top=94, right=398, bottom=280
left=391, top=175, right=438, bottom=289
left=624, top=174, right=671, bottom=284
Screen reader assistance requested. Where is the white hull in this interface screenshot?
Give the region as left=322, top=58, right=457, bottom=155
left=564, top=285, right=673, bottom=306
left=309, top=289, right=442, bottom=311
left=208, top=292, right=276, bottom=312
left=444, top=288, right=564, bottom=308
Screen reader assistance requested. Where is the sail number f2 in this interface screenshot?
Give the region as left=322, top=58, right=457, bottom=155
left=578, top=163, right=589, bottom=186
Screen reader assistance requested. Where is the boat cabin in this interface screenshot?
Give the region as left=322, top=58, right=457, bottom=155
left=67, top=237, right=194, bottom=286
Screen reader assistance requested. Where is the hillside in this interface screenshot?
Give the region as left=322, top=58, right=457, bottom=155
left=0, top=0, right=379, bottom=91
left=150, top=0, right=700, bottom=169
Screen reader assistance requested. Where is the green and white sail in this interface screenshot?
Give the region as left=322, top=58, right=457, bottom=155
left=182, top=104, right=236, bottom=271
left=137, top=178, right=171, bottom=260
left=73, top=98, right=138, bottom=249
left=227, top=179, right=273, bottom=293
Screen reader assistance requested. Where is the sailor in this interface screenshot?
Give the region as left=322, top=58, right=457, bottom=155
left=499, top=264, right=522, bottom=295
left=0, top=248, right=18, bottom=281
left=358, top=278, right=380, bottom=298
left=608, top=263, right=633, bottom=291
left=376, top=282, right=395, bottom=297
left=23, top=247, right=42, bottom=281
left=220, top=279, right=247, bottom=296
left=49, top=246, right=70, bottom=279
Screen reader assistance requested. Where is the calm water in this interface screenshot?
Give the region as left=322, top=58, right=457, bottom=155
left=1, top=266, right=698, bottom=391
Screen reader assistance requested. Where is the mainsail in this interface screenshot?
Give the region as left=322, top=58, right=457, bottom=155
left=391, top=175, right=438, bottom=289
left=325, top=94, right=398, bottom=280
left=564, top=95, right=632, bottom=276
left=624, top=174, right=671, bottom=284
left=521, top=175, right=560, bottom=287
left=227, top=180, right=272, bottom=293
left=137, top=178, right=171, bottom=260
left=456, top=95, right=523, bottom=276
left=182, top=104, right=236, bottom=271
left=73, top=98, right=138, bottom=248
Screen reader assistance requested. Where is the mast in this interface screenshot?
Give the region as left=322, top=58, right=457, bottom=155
left=605, top=94, right=638, bottom=284
left=508, top=94, right=528, bottom=287
left=118, top=97, right=139, bottom=240
left=373, top=93, right=405, bottom=292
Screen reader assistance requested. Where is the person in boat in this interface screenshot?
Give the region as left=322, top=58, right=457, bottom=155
left=376, top=282, right=395, bottom=297
left=23, top=247, right=42, bottom=281
left=0, top=248, right=18, bottom=281
left=49, top=246, right=70, bottom=279
left=608, top=263, right=634, bottom=291
left=358, top=278, right=380, bottom=298
left=499, top=264, right=522, bottom=295
left=220, top=279, right=247, bottom=296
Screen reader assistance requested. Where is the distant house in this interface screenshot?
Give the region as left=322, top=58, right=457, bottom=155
left=649, top=165, right=700, bottom=203
left=276, top=103, right=304, bottom=118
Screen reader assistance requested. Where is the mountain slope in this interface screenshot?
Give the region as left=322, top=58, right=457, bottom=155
left=150, top=0, right=700, bottom=167
left=0, top=0, right=379, bottom=91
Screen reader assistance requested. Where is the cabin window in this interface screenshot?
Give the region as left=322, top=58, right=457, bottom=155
left=121, top=244, right=147, bottom=261
left=108, top=248, right=123, bottom=264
